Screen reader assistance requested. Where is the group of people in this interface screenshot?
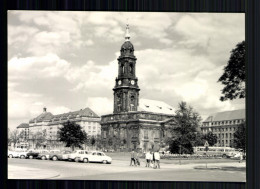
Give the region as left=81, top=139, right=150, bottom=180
left=129, top=150, right=160, bottom=169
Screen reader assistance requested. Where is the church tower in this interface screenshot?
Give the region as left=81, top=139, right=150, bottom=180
left=113, top=24, right=140, bottom=113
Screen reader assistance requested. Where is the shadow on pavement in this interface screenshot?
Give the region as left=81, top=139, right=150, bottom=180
left=194, top=166, right=246, bottom=172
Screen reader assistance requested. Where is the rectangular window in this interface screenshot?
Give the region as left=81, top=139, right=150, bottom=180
left=226, top=133, right=228, bottom=138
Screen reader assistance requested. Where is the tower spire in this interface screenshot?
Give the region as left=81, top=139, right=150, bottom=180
left=125, top=20, right=130, bottom=41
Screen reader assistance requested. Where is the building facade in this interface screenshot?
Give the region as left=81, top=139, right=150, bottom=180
left=100, top=24, right=176, bottom=152
left=16, top=123, right=30, bottom=141
left=28, top=107, right=101, bottom=149
left=201, top=109, right=245, bottom=147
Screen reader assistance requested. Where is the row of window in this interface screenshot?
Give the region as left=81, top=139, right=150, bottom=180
left=204, top=119, right=244, bottom=126
left=217, top=140, right=233, bottom=146
left=218, top=133, right=234, bottom=139
left=211, top=127, right=237, bottom=132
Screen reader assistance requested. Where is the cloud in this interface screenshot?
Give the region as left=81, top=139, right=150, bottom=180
left=86, top=97, right=113, bottom=116
left=52, top=106, right=71, bottom=115
left=8, top=53, right=71, bottom=80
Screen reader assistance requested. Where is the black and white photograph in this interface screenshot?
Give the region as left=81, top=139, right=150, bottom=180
left=8, top=11, right=246, bottom=181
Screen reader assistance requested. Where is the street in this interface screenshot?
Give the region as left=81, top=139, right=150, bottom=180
left=8, top=158, right=246, bottom=181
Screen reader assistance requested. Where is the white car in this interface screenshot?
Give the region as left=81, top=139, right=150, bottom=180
left=76, top=151, right=112, bottom=164
left=68, top=150, right=89, bottom=161
left=8, top=150, right=27, bottom=159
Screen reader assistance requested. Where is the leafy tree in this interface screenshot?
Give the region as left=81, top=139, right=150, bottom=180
left=8, top=128, right=12, bottom=146
left=203, top=132, right=218, bottom=146
left=168, top=102, right=202, bottom=154
left=34, top=131, right=47, bottom=148
left=218, top=41, right=245, bottom=101
left=233, top=122, right=246, bottom=152
left=90, top=136, right=96, bottom=149
left=58, top=121, right=87, bottom=151
left=10, top=129, right=19, bottom=148
left=95, top=135, right=102, bottom=150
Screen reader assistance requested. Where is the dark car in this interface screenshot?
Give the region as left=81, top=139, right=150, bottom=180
left=49, top=150, right=72, bottom=161
left=26, top=150, right=40, bottom=159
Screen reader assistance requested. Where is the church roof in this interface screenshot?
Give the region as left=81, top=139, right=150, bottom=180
left=17, top=123, right=29, bottom=128
left=203, top=109, right=245, bottom=122
left=138, top=99, right=175, bottom=115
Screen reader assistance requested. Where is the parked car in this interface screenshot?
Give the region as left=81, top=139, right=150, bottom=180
left=76, top=151, right=112, bottom=164
left=26, top=150, right=40, bottom=159
left=8, top=150, right=28, bottom=158
left=37, top=150, right=51, bottom=160
left=49, top=150, right=72, bottom=161
left=68, top=150, right=89, bottom=161
left=8, top=151, right=19, bottom=158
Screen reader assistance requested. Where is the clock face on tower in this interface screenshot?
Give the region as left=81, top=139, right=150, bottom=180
left=131, top=80, right=135, bottom=85
left=118, top=80, right=122, bottom=85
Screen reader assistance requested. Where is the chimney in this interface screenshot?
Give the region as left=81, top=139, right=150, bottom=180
left=43, top=107, right=47, bottom=113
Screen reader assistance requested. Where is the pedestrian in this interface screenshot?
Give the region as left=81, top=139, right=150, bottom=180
left=135, top=152, right=140, bottom=166
left=133, top=150, right=137, bottom=166
left=239, top=152, right=243, bottom=163
left=145, top=151, right=151, bottom=167
left=130, top=150, right=136, bottom=166
left=151, top=151, right=155, bottom=168
left=154, top=150, right=160, bottom=169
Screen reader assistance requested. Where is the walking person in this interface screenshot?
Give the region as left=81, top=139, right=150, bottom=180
left=154, top=150, right=160, bottom=169
left=151, top=151, right=155, bottom=168
left=130, top=150, right=136, bottom=166
left=135, top=151, right=140, bottom=166
left=145, top=151, right=151, bottom=167
left=239, top=152, right=243, bottom=163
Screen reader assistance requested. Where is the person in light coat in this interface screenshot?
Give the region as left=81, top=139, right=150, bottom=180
left=145, top=151, right=151, bottom=167
left=154, top=150, right=160, bottom=169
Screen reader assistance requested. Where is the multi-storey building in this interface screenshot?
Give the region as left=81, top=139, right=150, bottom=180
left=201, top=109, right=245, bottom=147
left=16, top=123, right=29, bottom=141
left=100, top=24, right=176, bottom=152
left=28, top=107, right=101, bottom=149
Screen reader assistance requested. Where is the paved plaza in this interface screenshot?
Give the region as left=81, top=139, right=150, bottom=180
left=8, top=157, right=246, bottom=181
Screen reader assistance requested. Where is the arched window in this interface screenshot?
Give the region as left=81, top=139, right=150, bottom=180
left=129, top=64, right=133, bottom=74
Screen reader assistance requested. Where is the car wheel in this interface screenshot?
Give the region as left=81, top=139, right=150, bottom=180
left=52, top=156, right=58, bottom=161
left=83, top=158, right=89, bottom=163
left=103, top=160, right=107, bottom=164
left=20, top=155, right=25, bottom=159
left=9, top=154, right=13, bottom=158
left=222, top=154, right=227, bottom=158
left=75, top=158, right=79, bottom=162
left=29, top=155, right=33, bottom=159
left=41, top=156, right=46, bottom=160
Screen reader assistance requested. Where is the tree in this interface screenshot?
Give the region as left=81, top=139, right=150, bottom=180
left=168, top=102, right=202, bottom=154
left=90, top=136, right=96, bottom=149
left=58, top=121, right=87, bottom=151
left=203, top=132, right=218, bottom=146
left=10, top=129, right=19, bottom=148
left=95, top=135, right=102, bottom=150
left=169, top=102, right=201, bottom=154
left=233, top=122, right=246, bottom=152
left=218, top=41, right=245, bottom=101
left=35, top=131, right=47, bottom=148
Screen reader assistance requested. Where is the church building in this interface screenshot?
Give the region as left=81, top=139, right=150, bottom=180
left=100, top=24, right=176, bottom=152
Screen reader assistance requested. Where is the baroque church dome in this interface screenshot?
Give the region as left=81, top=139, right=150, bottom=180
left=119, top=24, right=135, bottom=58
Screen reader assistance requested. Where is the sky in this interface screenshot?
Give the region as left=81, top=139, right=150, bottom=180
left=8, top=11, right=245, bottom=131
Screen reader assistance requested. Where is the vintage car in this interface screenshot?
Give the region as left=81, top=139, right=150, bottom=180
left=68, top=150, right=89, bottom=161
left=75, top=151, right=112, bottom=164
left=26, top=149, right=42, bottom=159
left=8, top=150, right=27, bottom=158
left=49, top=150, right=72, bottom=161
